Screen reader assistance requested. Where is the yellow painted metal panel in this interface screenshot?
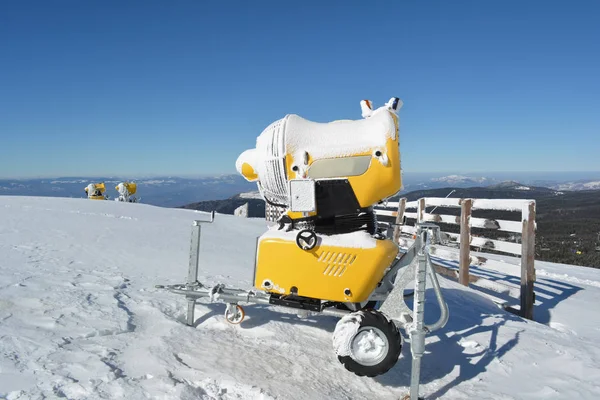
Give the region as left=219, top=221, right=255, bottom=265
left=254, top=234, right=398, bottom=302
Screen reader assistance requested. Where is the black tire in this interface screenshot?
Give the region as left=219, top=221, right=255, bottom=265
left=333, top=310, right=402, bottom=377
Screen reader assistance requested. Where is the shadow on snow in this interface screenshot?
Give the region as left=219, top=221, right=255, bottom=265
left=184, top=269, right=582, bottom=398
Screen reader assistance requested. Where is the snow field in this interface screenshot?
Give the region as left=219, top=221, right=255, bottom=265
left=1, top=196, right=600, bottom=399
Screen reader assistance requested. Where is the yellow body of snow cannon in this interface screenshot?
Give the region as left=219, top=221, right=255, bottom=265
left=255, top=229, right=398, bottom=302
left=84, top=183, right=107, bottom=200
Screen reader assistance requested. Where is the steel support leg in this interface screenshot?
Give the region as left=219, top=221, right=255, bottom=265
left=186, top=222, right=202, bottom=326
left=184, top=213, right=215, bottom=326
left=409, top=238, right=428, bottom=400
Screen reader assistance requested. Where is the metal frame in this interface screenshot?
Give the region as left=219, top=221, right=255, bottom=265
left=157, top=217, right=449, bottom=400
left=378, top=223, right=449, bottom=399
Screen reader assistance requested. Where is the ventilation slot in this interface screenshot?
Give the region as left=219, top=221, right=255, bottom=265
left=319, top=251, right=357, bottom=278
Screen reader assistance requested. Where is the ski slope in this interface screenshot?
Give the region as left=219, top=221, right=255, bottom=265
left=1, top=197, right=600, bottom=399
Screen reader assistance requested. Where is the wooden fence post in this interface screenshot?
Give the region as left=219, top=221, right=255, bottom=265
left=520, top=201, right=536, bottom=320
left=459, top=199, right=473, bottom=286
left=417, top=198, right=425, bottom=224
left=392, top=198, right=406, bottom=244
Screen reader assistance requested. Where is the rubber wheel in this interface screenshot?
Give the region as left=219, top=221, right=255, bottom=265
left=224, top=305, right=245, bottom=324
left=334, top=310, right=402, bottom=377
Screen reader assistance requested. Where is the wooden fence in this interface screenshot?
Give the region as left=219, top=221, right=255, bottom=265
left=375, top=197, right=536, bottom=320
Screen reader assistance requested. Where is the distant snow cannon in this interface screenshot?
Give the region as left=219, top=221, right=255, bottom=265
left=84, top=183, right=107, bottom=200
left=115, top=182, right=138, bottom=203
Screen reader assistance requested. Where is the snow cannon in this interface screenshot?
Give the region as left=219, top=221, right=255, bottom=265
left=235, top=98, right=403, bottom=305
left=84, top=183, right=107, bottom=200
left=230, top=98, right=414, bottom=372
left=161, top=97, right=449, bottom=399
left=115, top=182, right=138, bottom=203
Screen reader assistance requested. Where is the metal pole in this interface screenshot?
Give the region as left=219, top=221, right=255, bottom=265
left=409, top=229, right=428, bottom=400
left=184, top=212, right=215, bottom=326
left=186, top=221, right=202, bottom=326
left=429, top=189, right=456, bottom=215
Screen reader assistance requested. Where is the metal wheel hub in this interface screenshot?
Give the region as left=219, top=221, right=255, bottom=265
left=350, top=326, right=389, bottom=366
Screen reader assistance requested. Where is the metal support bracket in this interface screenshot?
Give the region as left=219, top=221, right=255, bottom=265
left=185, top=211, right=215, bottom=326
left=157, top=213, right=448, bottom=399
left=379, top=223, right=449, bottom=400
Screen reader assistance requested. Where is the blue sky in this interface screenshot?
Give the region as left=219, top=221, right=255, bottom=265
left=1, top=1, right=599, bottom=178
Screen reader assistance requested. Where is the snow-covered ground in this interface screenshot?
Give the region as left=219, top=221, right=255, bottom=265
left=1, top=197, right=600, bottom=399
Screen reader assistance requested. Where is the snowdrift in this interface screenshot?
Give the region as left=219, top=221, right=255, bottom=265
left=1, top=196, right=600, bottom=399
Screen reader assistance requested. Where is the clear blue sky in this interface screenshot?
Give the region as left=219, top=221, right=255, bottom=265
left=1, top=1, right=599, bottom=178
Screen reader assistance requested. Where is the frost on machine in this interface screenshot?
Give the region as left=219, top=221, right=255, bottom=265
left=159, top=97, right=450, bottom=399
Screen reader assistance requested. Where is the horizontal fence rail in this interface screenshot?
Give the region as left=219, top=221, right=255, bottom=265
left=374, top=196, right=536, bottom=320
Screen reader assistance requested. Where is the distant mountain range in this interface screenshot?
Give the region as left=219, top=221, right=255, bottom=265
left=1, top=173, right=599, bottom=207
left=179, top=192, right=266, bottom=217
left=398, top=174, right=600, bottom=193
left=0, top=175, right=255, bottom=207
left=551, top=180, right=600, bottom=191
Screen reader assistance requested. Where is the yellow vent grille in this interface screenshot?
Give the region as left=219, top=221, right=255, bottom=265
left=318, top=251, right=357, bottom=277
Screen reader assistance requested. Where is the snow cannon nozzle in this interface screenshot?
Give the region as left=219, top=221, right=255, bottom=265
left=360, top=99, right=373, bottom=118
left=386, top=97, right=403, bottom=114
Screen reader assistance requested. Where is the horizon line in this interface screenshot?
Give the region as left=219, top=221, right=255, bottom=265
left=1, top=170, right=600, bottom=180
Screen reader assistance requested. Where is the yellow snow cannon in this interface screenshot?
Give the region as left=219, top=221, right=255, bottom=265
left=160, top=98, right=450, bottom=394
left=115, top=182, right=138, bottom=202
left=236, top=98, right=403, bottom=305
left=84, top=183, right=107, bottom=200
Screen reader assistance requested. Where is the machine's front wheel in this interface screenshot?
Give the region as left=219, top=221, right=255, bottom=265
left=332, top=310, right=402, bottom=377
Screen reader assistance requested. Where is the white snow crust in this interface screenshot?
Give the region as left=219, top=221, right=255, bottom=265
left=261, top=227, right=377, bottom=249
left=1, top=196, right=600, bottom=399
left=332, top=313, right=364, bottom=357
left=285, top=108, right=396, bottom=164
left=235, top=149, right=259, bottom=178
